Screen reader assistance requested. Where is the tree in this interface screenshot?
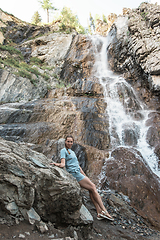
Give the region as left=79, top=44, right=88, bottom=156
left=31, top=11, right=42, bottom=25
left=89, top=13, right=95, bottom=34
left=39, top=0, right=57, bottom=23
left=102, top=14, right=107, bottom=23
left=56, top=7, right=85, bottom=34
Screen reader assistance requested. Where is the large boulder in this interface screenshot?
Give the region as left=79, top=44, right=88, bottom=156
left=0, top=137, right=93, bottom=226
left=101, top=147, right=160, bottom=230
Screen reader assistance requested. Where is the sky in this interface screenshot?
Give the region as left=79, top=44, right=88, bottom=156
left=0, top=0, right=160, bottom=28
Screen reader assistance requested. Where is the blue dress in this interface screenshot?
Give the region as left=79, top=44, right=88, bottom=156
left=60, top=148, right=85, bottom=182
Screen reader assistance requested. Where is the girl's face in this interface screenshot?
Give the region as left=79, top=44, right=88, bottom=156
left=65, top=137, right=73, bottom=149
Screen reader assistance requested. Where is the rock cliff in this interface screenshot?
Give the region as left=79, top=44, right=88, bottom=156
left=107, top=2, right=160, bottom=104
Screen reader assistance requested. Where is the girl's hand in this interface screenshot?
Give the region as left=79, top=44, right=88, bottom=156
left=50, top=159, right=65, bottom=168
left=50, top=162, right=58, bottom=166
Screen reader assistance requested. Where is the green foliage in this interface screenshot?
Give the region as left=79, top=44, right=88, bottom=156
left=30, top=57, right=43, bottom=65
left=56, top=7, right=85, bottom=34
left=47, top=84, right=51, bottom=90
left=39, top=0, right=57, bottom=23
left=19, top=62, right=40, bottom=76
left=42, top=65, right=53, bottom=71
left=140, top=11, right=148, bottom=21
left=102, top=14, right=107, bottom=23
left=95, top=14, right=101, bottom=22
left=39, top=0, right=56, bottom=11
left=89, top=13, right=95, bottom=34
left=0, top=44, right=22, bottom=55
left=41, top=73, right=50, bottom=80
left=15, top=69, right=32, bottom=80
left=0, top=44, right=52, bottom=85
left=31, top=11, right=42, bottom=24
left=56, top=81, right=65, bottom=88
left=4, top=58, right=20, bottom=68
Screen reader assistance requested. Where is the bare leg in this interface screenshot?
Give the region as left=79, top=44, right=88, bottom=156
left=79, top=176, right=112, bottom=218
left=89, top=191, right=102, bottom=214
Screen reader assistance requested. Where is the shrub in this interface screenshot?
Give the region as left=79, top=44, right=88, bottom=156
left=0, top=44, right=22, bottom=55
left=30, top=57, right=42, bottom=65
left=41, top=73, right=50, bottom=80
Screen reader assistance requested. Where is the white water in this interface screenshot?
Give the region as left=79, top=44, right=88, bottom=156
left=91, top=35, right=160, bottom=179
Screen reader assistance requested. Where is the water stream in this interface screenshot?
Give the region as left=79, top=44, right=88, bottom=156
left=91, top=35, right=160, bottom=179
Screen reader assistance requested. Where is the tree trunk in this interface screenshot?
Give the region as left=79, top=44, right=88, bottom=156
left=47, top=9, right=49, bottom=23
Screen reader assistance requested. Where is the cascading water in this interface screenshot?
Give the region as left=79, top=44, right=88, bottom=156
left=91, top=35, right=160, bottom=179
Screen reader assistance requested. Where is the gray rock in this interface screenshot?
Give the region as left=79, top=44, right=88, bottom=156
left=6, top=201, right=19, bottom=215
left=107, top=2, right=160, bottom=92
left=36, top=220, right=49, bottom=233
left=18, top=234, right=25, bottom=239
left=80, top=204, right=93, bottom=224
left=20, top=33, right=74, bottom=75
left=0, top=69, right=48, bottom=103
left=0, top=137, right=90, bottom=226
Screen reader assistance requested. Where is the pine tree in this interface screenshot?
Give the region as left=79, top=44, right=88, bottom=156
left=31, top=11, right=42, bottom=25
left=56, top=7, right=85, bottom=34
left=39, top=0, right=57, bottom=23
left=89, top=13, right=95, bottom=34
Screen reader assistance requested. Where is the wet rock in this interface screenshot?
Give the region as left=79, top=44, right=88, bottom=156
left=66, top=78, right=104, bottom=97
left=146, top=112, right=160, bottom=148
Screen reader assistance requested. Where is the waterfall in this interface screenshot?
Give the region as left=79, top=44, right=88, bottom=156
left=91, top=35, right=160, bottom=179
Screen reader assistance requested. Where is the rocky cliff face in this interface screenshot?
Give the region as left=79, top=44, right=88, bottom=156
left=107, top=3, right=160, bottom=105
left=0, top=3, right=160, bottom=238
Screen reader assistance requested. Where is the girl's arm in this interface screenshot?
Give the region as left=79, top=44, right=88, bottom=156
left=79, top=166, right=87, bottom=176
left=50, top=158, right=65, bottom=168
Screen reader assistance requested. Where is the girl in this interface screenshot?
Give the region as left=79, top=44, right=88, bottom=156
left=50, top=135, right=114, bottom=221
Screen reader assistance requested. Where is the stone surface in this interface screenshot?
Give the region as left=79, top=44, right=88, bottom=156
left=0, top=90, right=109, bottom=151
left=0, top=31, right=5, bottom=44
left=107, top=2, right=160, bottom=108
left=19, top=33, right=73, bottom=72
left=95, top=13, right=117, bottom=36
left=102, top=147, right=160, bottom=230
left=0, top=69, right=48, bottom=103
left=0, top=137, right=94, bottom=226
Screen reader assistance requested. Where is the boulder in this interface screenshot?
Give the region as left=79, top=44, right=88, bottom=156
left=102, top=147, right=160, bottom=230
left=0, top=137, right=93, bottom=226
